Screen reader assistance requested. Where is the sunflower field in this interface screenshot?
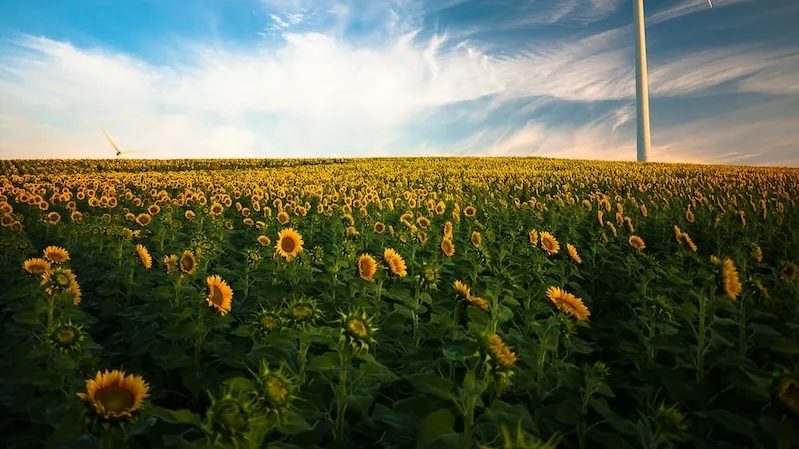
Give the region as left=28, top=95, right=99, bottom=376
left=1, top=157, right=798, bottom=449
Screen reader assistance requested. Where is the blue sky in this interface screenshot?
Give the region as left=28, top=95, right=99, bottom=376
left=1, top=0, right=798, bottom=165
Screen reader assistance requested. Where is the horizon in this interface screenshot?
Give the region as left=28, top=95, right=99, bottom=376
left=1, top=0, right=798, bottom=165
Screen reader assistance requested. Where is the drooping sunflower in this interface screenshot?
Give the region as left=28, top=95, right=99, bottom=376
left=721, top=258, right=742, bottom=301
left=275, top=228, right=304, bottom=261
left=77, top=369, right=149, bottom=421
left=566, top=243, right=582, bottom=264
left=487, top=334, right=518, bottom=370
left=23, top=257, right=51, bottom=276
left=441, top=238, right=455, bottom=257
left=466, top=294, right=490, bottom=311
left=546, top=286, right=590, bottom=321
left=357, top=253, right=378, bottom=281
left=629, top=235, right=646, bottom=251
left=383, top=248, right=407, bottom=278
left=539, top=232, right=559, bottom=255
left=43, top=245, right=70, bottom=264
left=179, top=250, right=197, bottom=275
left=206, top=275, right=233, bottom=315
left=135, top=244, right=152, bottom=269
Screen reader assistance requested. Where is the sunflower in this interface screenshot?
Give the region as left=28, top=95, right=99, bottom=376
left=373, top=222, right=385, bottom=233
left=41, top=267, right=77, bottom=296
left=163, top=254, right=177, bottom=273
left=255, top=309, right=282, bottom=336
left=135, top=213, right=152, bottom=226
left=277, top=211, right=290, bottom=225
left=275, top=228, right=304, bottom=261
left=566, top=243, right=582, bottom=264
left=135, top=244, right=152, bottom=269
left=753, top=246, right=763, bottom=263
left=383, top=248, right=407, bottom=278
left=357, top=253, right=378, bottom=281
left=185, top=210, right=195, bottom=220
left=782, top=262, right=798, bottom=283
left=257, top=363, right=295, bottom=410
left=470, top=231, right=482, bottom=247
left=775, top=375, right=799, bottom=416
left=629, top=235, right=646, bottom=251
left=205, top=275, right=233, bottom=315
left=453, top=280, right=472, bottom=298
left=69, top=281, right=83, bottom=305
left=23, top=257, right=51, bottom=276
left=546, top=286, right=590, bottom=321
left=287, top=297, right=321, bottom=326
left=441, top=238, right=455, bottom=257
left=463, top=205, right=476, bottom=217
left=721, top=258, right=742, bottom=300
left=148, top=204, right=160, bottom=215
left=539, top=232, right=559, bottom=255
left=339, top=309, right=378, bottom=353
left=466, top=294, right=489, bottom=311
left=528, top=229, right=539, bottom=246
left=77, top=369, right=149, bottom=421
left=210, top=202, right=224, bottom=216
left=49, top=321, right=85, bottom=352
left=443, top=221, right=453, bottom=238
left=257, top=235, right=271, bottom=247
left=179, top=250, right=197, bottom=275
left=487, top=334, right=518, bottom=370
left=43, top=245, right=70, bottom=264
left=46, top=211, right=61, bottom=225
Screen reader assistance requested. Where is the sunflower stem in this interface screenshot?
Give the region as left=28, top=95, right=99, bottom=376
left=334, top=348, right=351, bottom=439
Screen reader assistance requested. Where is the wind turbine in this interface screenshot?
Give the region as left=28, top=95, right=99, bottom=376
left=634, top=0, right=712, bottom=162
left=102, top=130, right=147, bottom=158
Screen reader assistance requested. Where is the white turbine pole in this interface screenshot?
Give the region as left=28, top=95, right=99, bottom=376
left=634, top=0, right=651, bottom=162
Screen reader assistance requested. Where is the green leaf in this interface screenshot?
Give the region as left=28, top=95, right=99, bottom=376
left=695, top=409, right=755, bottom=435
left=407, top=373, right=456, bottom=402
left=416, top=408, right=456, bottom=449
left=149, top=407, right=203, bottom=427
left=277, top=410, right=312, bottom=434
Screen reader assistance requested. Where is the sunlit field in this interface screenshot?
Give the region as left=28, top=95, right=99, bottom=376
left=1, top=157, right=798, bottom=449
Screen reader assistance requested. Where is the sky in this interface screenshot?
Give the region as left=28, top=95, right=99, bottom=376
left=0, top=0, right=798, bottom=165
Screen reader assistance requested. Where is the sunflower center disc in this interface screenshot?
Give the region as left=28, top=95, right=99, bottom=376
left=281, top=238, right=295, bottom=253
left=95, top=386, right=135, bottom=413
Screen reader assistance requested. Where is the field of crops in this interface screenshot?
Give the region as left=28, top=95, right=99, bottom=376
left=1, top=157, right=798, bottom=449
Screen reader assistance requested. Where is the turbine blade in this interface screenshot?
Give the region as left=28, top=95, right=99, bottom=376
left=102, top=130, right=121, bottom=153
left=707, top=0, right=713, bottom=7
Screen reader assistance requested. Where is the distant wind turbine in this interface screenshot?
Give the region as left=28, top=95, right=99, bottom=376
left=634, top=0, right=713, bottom=162
left=102, top=130, right=148, bottom=158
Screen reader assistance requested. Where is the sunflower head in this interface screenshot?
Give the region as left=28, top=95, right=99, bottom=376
left=421, top=263, right=440, bottom=289
left=339, top=309, right=378, bottom=353
left=310, top=245, right=325, bottom=266
left=49, top=321, right=85, bottom=353
left=286, top=297, right=321, bottom=327
left=357, top=253, right=378, bottom=281
left=206, top=275, right=234, bottom=315
left=774, top=375, right=799, bottom=417
left=255, top=309, right=282, bottom=337
left=206, top=392, right=253, bottom=442
left=546, top=286, right=591, bottom=321
left=470, top=231, right=482, bottom=247
left=256, top=362, right=296, bottom=411
left=41, top=266, right=77, bottom=295
left=135, top=244, right=152, bottom=269
left=566, top=243, right=582, bottom=264
left=77, top=369, right=149, bottom=421
left=453, top=279, right=472, bottom=298
left=257, top=235, right=271, bottom=247
left=486, top=333, right=518, bottom=371
left=539, top=232, right=559, bottom=255
left=782, top=262, right=798, bottom=283
left=383, top=248, right=407, bottom=278
left=23, top=257, right=51, bottom=276
left=162, top=254, right=178, bottom=273
left=179, top=250, right=197, bottom=276
left=275, top=228, right=304, bottom=261
left=629, top=235, right=646, bottom=251
left=441, top=238, right=455, bottom=257
left=43, top=245, right=70, bottom=264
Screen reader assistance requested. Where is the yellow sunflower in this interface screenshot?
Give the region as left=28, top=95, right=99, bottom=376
left=206, top=275, right=233, bottom=315
left=629, top=235, right=646, bottom=251
left=135, top=213, right=152, bottom=226
left=373, top=222, right=385, bottom=233
left=539, top=232, right=559, bottom=255
left=357, top=253, right=378, bottom=281
left=546, top=286, right=590, bottom=321
left=77, top=369, right=149, bottom=421
left=276, top=228, right=304, bottom=261
left=453, top=279, right=472, bottom=298
left=383, top=248, right=408, bottom=278
left=441, top=238, right=455, bottom=257
left=528, top=229, right=539, bottom=246
left=257, top=235, right=271, bottom=247
left=163, top=254, right=177, bottom=273
left=721, top=258, right=742, bottom=300
left=277, top=211, right=290, bottom=225
left=487, top=334, right=518, bottom=370
left=463, top=205, right=476, bottom=217
left=135, top=244, right=152, bottom=269
left=43, top=245, right=70, bottom=264
left=567, top=243, right=582, bottom=264
left=470, top=231, right=482, bottom=247
left=179, top=250, right=197, bottom=275
left=23, top=257, right=51, bottom=276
